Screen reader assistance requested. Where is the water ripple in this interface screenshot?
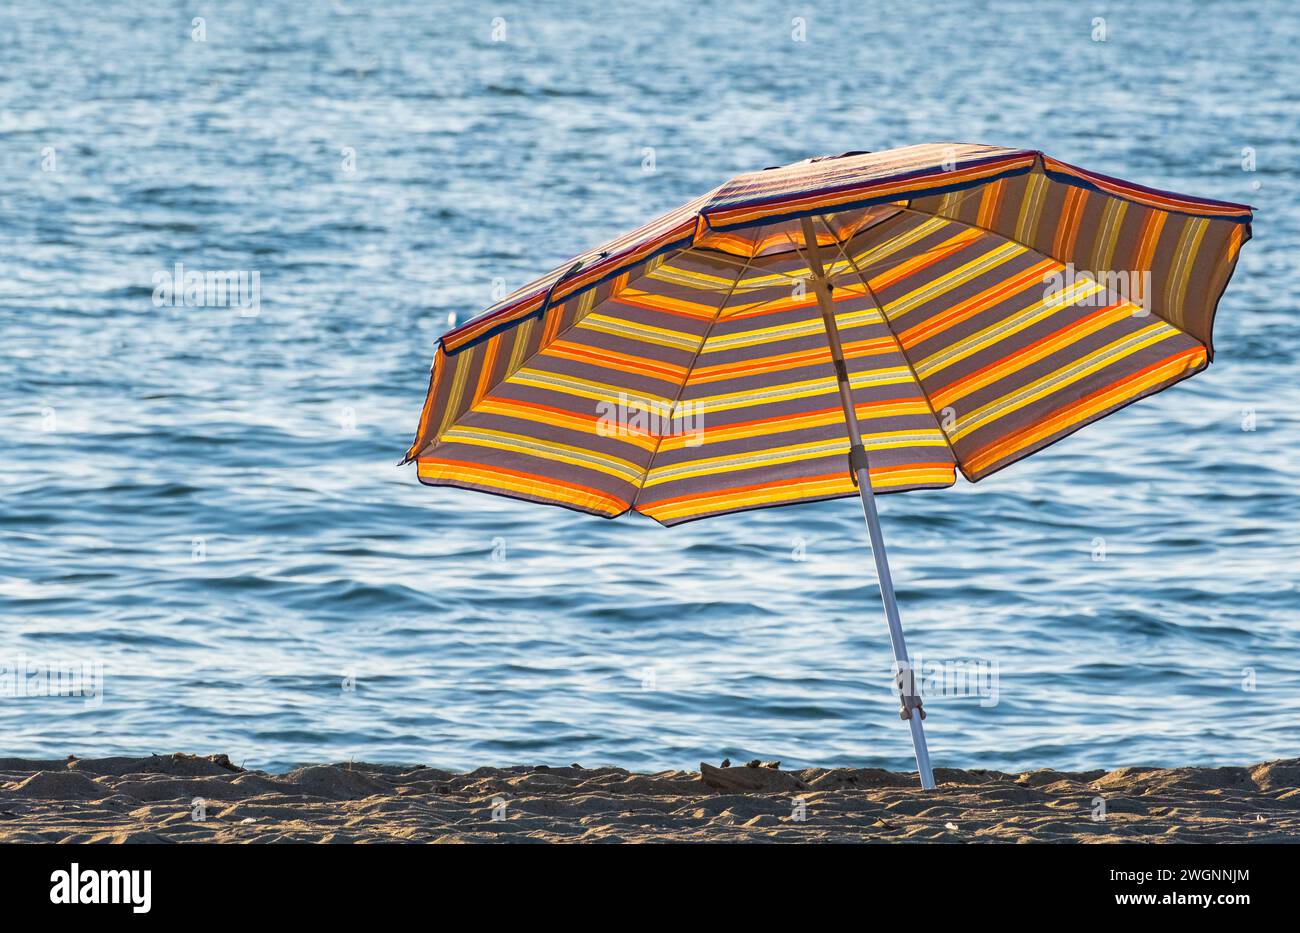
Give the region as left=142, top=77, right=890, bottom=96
left=0, top=0, right=1296, bottom=774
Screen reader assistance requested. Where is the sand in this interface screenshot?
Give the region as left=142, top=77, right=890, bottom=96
left=1, top=753, right=1297, bottom=843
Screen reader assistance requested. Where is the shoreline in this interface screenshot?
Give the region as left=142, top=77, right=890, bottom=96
left=2, top=754, right=1297, bottom=843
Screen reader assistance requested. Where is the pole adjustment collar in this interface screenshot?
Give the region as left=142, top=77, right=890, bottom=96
left=847, top=442, right=869, bottom=485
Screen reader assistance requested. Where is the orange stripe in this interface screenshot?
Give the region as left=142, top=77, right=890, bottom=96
left=406, top=350, right=446, bottom=460
left=928, top=301, right=1134, bottom=409
left=898, top=258, right=1059, bottom=349
left=474, top=397, right=660, bottom=451
left=868, top=228, right=985, bottom=293
left=710, top=397, right=933, bottom=435
left=544, top=339, right=686, bottom=384
left=655, top=397, right=934, bottom=450
left=637, top=463, right=956, bottom=518
left=689, top=336, right=897, bottom=383
left=540, top=299, right=565, bottom=347
left=963, top=347, right=1205, bottom=475
left=750, top=232, right=796, bottom=254
left=1131, top=209, right=1167, bottom=308
left=723, top=281, right=875, bottom=323
left=977, top=179, right=1004, bottom=228
left=473, top=334, right=501, bottom=405
left=1228, top=223, right=1244, bottom=260
left=696, top=231, right=756, bottom=256
left=613, top=290, right=728, bottom=320
left=417, top=457, right=629, bottom=515
left=721, top=292, right=822, bottom=322
left=1052, top=186, right=1087, bottom=259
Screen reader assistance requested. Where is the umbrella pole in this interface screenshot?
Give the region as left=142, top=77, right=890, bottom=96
left=798, top=219, right=937, bottom=790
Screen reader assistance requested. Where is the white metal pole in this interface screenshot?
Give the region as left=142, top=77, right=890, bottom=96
left=799, top=218, right=937, bottom=790
left=852, top=460, right=936, bottom=790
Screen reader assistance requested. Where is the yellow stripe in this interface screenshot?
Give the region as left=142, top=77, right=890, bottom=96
left=1014, top=171, right=1048, bottom=245
left=932, top=302, right=1138, bottom=409
left=643, top=431, right=950, bottom=487
left=1090, top=197, right=1127, bottom=273
left=573, top=283, right=599, bottom=321
left=474, top=397, right=660, bottom=452
left=1163, top=217, right=1209, bottom=330
left=505, top=317, right=535, bottom=378
left=882, top=241, right=1026, bottom=321
left=724, top=281, right=872, bottom=318
left=643, top=264, right=737, bottom=293
left=964, top=347, right=1205, bottom=475
left=576, top=313, right=700, bottom=350
left=639, top=465, right=955, bottom=522
left=439, top=426, right=644, bottom=482
left=949, top=321, right=1182, bottom=441
left=609, top=289, right=725, bottom=320
left=848, top=216, right=951, bottom=270
left=727, top=269, right=811, bottom=291
left=436, top=346, right=475, bottom=441
left=507, top=367, right=673, bottom=407
left=913, top=278, right=1105, bottom=379
left=722, top=292, right=818, bottom=318
left=642, top=476, right=855, bottom=522
left=701, top=307, right=882, bottom=353
left=687, top=367, right=916, bottom=415
left=654, top=400, right=934, bottom=451
left=418, top=460, right=626, bottom=515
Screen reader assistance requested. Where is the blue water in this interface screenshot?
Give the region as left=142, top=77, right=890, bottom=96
left=1, top=0, right=1297, bottom=774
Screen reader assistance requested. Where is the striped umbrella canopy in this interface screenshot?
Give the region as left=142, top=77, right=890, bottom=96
left=405, top=143, right=1252, bottom=786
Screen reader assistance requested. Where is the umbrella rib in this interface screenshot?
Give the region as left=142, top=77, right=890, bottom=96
left=887, top=180, right=1030, bottom=258
left=629, top=250, right=754, bottom=508
left=696, top=207, right=907, bottom=277
left=843, top=187, right=991, bottom=278
left=688, top=247, right=809, bottom=283
left=815, top=213, right=957, bottom=462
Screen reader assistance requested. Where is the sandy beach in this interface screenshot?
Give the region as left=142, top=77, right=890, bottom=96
left=1, top=753, right=1296, bottom=843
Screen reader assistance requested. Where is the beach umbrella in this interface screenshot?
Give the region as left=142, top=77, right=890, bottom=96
left=403, top=144, right=1253, bottom=788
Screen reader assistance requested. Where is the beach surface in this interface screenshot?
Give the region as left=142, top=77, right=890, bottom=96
left=1, top=754, right=1298, bottom=843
